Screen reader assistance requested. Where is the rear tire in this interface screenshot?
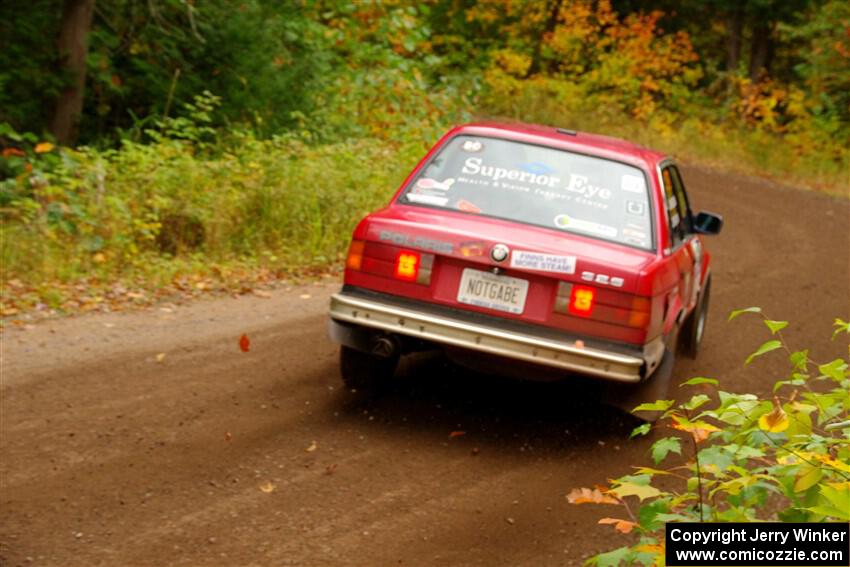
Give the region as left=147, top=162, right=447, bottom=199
left=339, top=345, right=398, bottom=392
left=681, top=279, right=711, bottom=359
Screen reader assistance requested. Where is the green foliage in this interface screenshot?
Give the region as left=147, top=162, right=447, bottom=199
left=571, top=314, right=850, bottom=566
left=1, top=0, right=332, bottom=143
left=0, top=0, right=64, bottom=132
left=0, top=97, right=442, bottom=311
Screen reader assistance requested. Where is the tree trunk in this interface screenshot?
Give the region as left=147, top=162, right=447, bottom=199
left=748, top=21, right=772, bottom=81
left=725, top=7, right=743, bottom=72
left=48, top=0, right=95, bottom=145
left=528, top=0, right=562, bottom=76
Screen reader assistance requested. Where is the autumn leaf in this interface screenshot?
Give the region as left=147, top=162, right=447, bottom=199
left=758, top=404, right=790, bottom=433
left=609, top=481, right=661, bottom=502
left=598, top=517, right=637, bottom=534
left=801, top=452, right=850, bottom=474
left=566, top=487, right=619, bottom=505
left=2, top=148, right=25, bottom=158
left=449, top=430, right=466, bottom=439
left=34, top=142, right=54, bottom=153
left=671, top=415, right=719, bottom=443
left=259, top=481, right=276, bottom=493
left=155, top=352, right=166, bottom=363
left=239, top=333, right=250, bottom=352
left=305, top=441, right=317, bottom=452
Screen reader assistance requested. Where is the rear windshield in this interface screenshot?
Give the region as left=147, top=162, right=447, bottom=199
left=400, top=135, right=654, bottom=250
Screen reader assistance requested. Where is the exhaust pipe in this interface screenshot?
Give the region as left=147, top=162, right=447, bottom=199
left=370, top=335, right=399, bottom=358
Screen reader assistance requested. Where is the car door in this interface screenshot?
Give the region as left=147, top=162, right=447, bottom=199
left=660, top=163, right=696, bottom=335
left=668, top=165, right=703, bottom=310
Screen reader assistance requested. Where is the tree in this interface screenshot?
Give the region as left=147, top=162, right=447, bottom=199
left=49, top=0, right=95, bottom=145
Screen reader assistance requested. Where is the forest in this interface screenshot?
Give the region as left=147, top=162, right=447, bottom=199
left=1, top=0, right=848, bottom=313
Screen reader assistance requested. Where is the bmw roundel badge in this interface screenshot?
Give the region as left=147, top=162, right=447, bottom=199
left=491, top=243, right=510, bottom=263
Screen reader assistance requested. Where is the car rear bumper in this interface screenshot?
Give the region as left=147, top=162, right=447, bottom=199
left=328, top=290, right=664, bottom=383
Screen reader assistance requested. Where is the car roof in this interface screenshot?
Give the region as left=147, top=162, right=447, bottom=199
left=451, top=121, right=668, bottom=169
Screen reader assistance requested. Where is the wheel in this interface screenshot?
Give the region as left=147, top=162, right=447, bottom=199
left=339, top=345, right=398, bottom=391
left=680, top=278, right=711, bottom=359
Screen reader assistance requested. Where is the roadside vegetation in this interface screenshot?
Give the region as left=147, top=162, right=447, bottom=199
left=569, top=313, right=850, bottom=565
left=1, top=0, right=848, bottom=316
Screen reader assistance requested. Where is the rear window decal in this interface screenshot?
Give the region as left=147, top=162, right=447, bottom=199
left=621, top=174, right=645, bottom=193
left=415, top=178, right=455, bottom=191
left=510, top=251, right=577, bottom=274
left=554, top=214, right=618, bottom=238
left=519, top=162, right=556, bottom=175
left=461, top=139, right=484, bottom=152
left=462, top=157, right=561, bottom=188
left=406, top=193, right=449, bottom=206
left=626, top=200, right=646, bottom=215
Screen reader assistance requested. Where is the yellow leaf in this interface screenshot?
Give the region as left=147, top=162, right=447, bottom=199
left=259, top=481, right=276, bottom=493
left=813, top=454, right=850, bottom=474
left=758, top=405, right=790, bottom=433
left=794, top=465, right=822, bottom=493
left=610, top=481, right=661, bottom=502
left=305, top=441, right=317, bottom=452
left=34, top=142, right=54, bottom=153
left=155, top=353, right=166, bottom=363
left=671, top=415, right=719, bottom=443
left=598, top=517, right=636, bottom=534
left=635, top=543, right=664, bottom=555
left=566, top=487, right=620, bottom=505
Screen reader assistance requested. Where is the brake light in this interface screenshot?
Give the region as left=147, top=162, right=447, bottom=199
left=395, top=250, right=420, bottom=281
left=554, top=282, right=649, bottom=329
left=569, top=285, right=595, bottom=316
left=346, top=240, right=365, bottom=271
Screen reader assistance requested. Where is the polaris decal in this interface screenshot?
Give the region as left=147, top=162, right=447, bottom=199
left=378, top=230, right=453, bottom=254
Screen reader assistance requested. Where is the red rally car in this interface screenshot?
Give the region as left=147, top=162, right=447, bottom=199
left=328, top=122, right=722, bottom=392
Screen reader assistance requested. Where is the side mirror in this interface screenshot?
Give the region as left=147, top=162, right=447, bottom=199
left=693, top=211, right=723, bottom=235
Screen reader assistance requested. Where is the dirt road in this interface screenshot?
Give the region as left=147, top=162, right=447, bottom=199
left=1, top=166, right=848, bottom=566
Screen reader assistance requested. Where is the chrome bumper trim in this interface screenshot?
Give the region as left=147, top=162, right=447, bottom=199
left=329, top=293, right=646, bottom=383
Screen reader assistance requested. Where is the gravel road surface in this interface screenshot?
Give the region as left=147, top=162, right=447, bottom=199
left=1, top=165, right=848, bottom=566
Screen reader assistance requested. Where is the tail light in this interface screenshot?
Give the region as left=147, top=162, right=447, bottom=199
left=346, top=240, right=365, bottom=271
left=395, top=251, right=420, bottom=281
left=555, top=282, right=650, bottom=329
left=394, top=249, right=433, bottom=285
left=346, top=240, right=433, bottom=285
left=568, top=285, right=595, bottom=316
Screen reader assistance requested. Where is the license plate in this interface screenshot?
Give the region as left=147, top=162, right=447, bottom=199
left=457, top=268, right=529, bottom=314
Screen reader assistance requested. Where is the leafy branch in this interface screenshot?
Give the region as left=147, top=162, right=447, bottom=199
left=571, top=312, right=850, bottom=566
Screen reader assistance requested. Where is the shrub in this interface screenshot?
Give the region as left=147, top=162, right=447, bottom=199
left=568, top=311, right=850, bottom=566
